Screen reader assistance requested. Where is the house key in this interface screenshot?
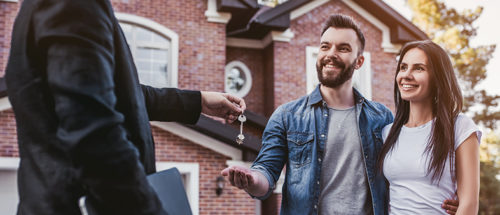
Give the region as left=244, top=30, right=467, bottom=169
left=236, top=114, right=246, bottom=144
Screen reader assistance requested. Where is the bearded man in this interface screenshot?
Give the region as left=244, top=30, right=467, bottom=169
left=220, top=14, right=460, bottom=215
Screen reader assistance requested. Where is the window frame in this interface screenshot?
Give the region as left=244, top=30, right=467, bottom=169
left=0, top=157, right=19, bottom=215
left=155, top=162, right=200, bottom=215
left=116, top=13, right=179, bottom=88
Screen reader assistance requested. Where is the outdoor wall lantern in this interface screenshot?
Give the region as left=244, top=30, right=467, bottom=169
left=216, top=176, right=225, bottom=196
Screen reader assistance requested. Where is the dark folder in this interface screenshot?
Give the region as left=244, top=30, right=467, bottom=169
left=79, top=167, right=193, bottom=215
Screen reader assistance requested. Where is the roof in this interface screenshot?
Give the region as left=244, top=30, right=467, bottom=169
left=220, top=0, right=310, bottom=39
left=219, top=0, right=429, bottom=42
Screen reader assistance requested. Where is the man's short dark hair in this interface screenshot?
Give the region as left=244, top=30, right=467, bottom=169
left=321, top=14, right=365, bottom=55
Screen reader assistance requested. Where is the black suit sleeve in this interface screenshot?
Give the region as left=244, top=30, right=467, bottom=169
left=141, top=85, right=201, bottom=123
left=33, top=0, right=165, bottom=214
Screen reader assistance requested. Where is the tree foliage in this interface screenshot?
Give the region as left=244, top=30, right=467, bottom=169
left=479, top=132, right=500, bottom=214
left=479, top=161, right=500, bottom=214
left=479, top=132, right=500, bottom=215
left=408, top=0, right=499, bottom=130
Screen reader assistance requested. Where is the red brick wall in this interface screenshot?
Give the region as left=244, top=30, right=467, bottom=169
left=152, top=125, right=257, bottom=215
left=111, top=0, right=227, bottom=92
left=272, top=41, right=304, bottom=109
left=263, top=45, right=275, bottom=117
left=271, top=0, right=397, bottom=111
left=0, top=109, right=18, bottom=157
left=0, top=1, right=20, bottom=77
left=226, top=47, right=266, bottom=116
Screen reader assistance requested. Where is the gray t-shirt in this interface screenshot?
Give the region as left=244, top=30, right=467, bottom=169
left=318, top=107, right=373, bottom=215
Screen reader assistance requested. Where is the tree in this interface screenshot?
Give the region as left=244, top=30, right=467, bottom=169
left=407, top=0, right=499, bottom=130
left=479, top=132, right=500, bottom=214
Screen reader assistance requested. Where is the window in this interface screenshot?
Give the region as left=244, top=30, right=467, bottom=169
left=306, top=46, right=372, bottom=99
left=156, top=162, right=199, bottom=215
left=0, top=157, right=19, bottom=215
left=224, top=61, right=253, bottom=98
left=116, top=13, right=179, bottom=88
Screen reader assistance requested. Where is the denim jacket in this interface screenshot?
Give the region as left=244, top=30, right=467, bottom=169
left=251, top=85, right=394, bottom=215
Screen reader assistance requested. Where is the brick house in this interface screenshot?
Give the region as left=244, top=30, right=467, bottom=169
left=0, top=0, right=428, bottom=214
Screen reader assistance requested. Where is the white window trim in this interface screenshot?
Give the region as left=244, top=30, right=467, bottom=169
left=115, top=13, right=179, bottom=88
left=306, top=46, right=372, bottom=100
left=306, top=46, right=319, bottom=95
left=0, top=0, right=18, bottom=2
left=0, top=157, right=19, bottom=215
left=156, top=162, right=199, bottom=215
left=225, top=61, right=253, bottom=98
left=352, top=52, right=372, bottom=99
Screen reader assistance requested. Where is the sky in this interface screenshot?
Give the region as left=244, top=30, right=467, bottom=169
left=383, top=0, right=500, bottom=96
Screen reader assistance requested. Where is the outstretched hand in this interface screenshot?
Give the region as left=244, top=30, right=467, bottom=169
left=201, top=91, right=246, bottom=124
left=442, top=199, right=459, bottom=215
left=221, top=166, right=256, bottom=190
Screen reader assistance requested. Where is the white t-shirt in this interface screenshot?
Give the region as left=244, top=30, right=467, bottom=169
left=382, top=114, right=481, bottom=215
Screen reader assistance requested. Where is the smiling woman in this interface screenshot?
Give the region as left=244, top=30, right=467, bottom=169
left=378, top=40, right=481, bottom=215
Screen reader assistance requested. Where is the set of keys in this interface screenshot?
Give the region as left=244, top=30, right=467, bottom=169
left=236, top=114, right=246, bottom=145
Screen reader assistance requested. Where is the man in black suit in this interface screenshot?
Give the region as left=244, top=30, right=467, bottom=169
left=5, top=0, right=245, bottom=214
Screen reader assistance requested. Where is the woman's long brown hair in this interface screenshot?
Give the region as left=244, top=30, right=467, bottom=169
left=377, top=40, right=463, bottom=183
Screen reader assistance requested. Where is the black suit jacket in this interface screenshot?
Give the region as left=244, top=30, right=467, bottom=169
left=5, top=0, right=201, bottom=214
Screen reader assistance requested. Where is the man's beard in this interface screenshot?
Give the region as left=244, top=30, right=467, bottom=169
left=316, top=57, right=357, bottom=88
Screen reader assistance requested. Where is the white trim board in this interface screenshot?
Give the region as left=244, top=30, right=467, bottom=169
left=115, top=13, right=179, bottom=88
left=290, top=0, right=401, bottom=53
left=204, top=0, right=231, bottom=23
left=150, top=121, right=242, bottom=160
left=226, top=28, right=294, bottom=49
left=0, top=97, right=11, bottom=112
